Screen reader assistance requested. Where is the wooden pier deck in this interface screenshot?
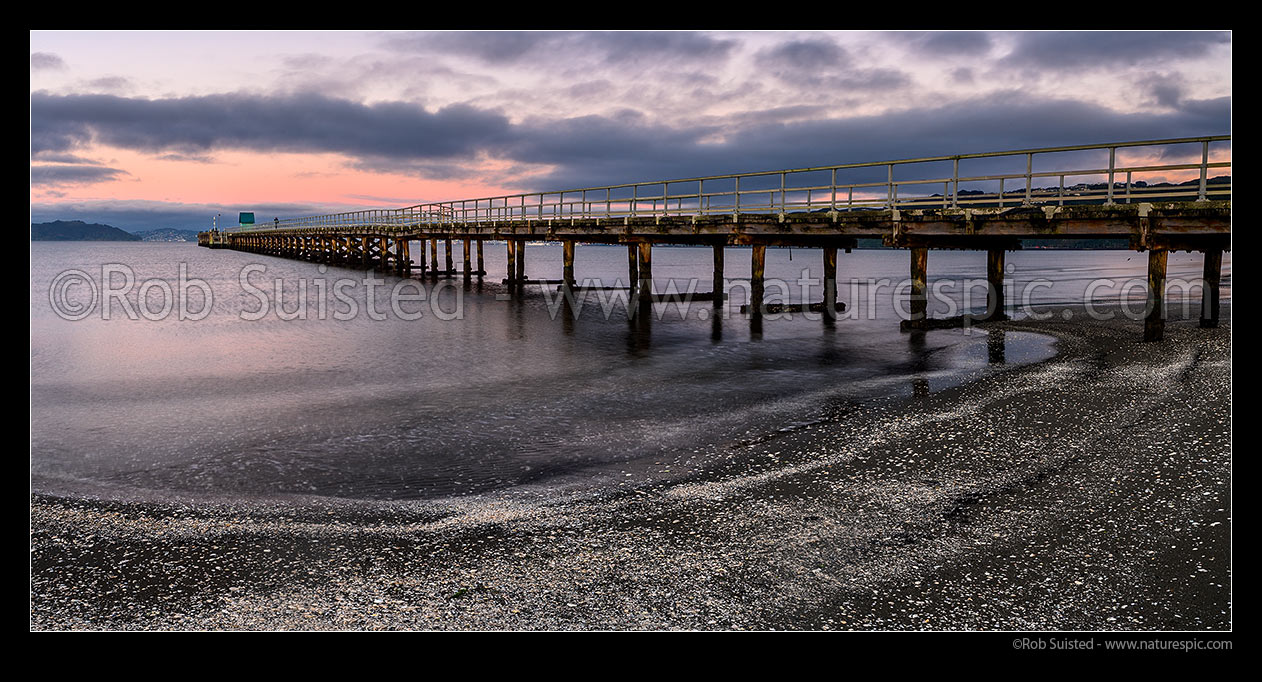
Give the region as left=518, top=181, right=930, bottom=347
left=199, top=136, right=1231, bottom=341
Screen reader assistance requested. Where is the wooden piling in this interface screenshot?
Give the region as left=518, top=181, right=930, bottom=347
left=1144, top=249, right=1168, bottom=342
left=637, top=242, right=652, bottom=307
left=628, top=244, right=640, bottom=297
left=476, top=240, right=484, bottom=276
left=506, top=240, right=517, bottom=284
left=515, top=239, right=526, bottom=283
left=908, top=247, right=928, bottom=329
left=750, top=245, right=766, bottom=316
left=563, top=240, right=576, bottom=290
left=986, top=248, right=1007, bottom=321
left=463, top=239, right=472, bottom=280
left=445, top=238, right=454, bottom=274
left=1200, top=248, right=1222, bottom=328
left=429, top=238, right=439, bottom=276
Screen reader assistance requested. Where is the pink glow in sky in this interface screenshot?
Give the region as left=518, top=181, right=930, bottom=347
left=30, top=147, right=533, bottom=207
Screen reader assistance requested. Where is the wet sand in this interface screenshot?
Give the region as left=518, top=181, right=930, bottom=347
left=30, top=313, right=1231, bottom=631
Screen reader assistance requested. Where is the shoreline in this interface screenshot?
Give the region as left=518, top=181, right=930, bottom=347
left=30, top=312, right=1231, bottom=630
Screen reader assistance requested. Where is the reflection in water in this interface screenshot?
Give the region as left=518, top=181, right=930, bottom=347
left=627, top=306, right=652, bottom=355
left=987, top=327, right=1006, bottom=365
left=507, top=292, right=527, bottom=342
left=749, top=310, right=763, bottom=338
left=30, top=242, right=1079, bottom=502
left=907, top=329, right=931, bottom=397
left=561, top=295, right=575, bottom=336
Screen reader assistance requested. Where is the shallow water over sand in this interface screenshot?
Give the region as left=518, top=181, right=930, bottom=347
left=30, top=243, right=1228, bottom=501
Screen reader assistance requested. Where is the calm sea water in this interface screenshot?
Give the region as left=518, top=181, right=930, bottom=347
left=30, top=242, right=1230, bottom=502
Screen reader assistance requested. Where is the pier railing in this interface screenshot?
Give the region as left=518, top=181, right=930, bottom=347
left=225, top=136, right=1231, bottom=233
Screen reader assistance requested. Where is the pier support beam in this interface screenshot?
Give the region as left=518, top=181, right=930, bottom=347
left=515, top=239, right=527, bottom=283
left=1200, top=249, right=1222, bottom=328
left=823, top=246, right=838, bottom=320
left=463, top=239, right=472, bottom=280
left=986, top=248, right=1008, bottom=322
left=562, top=240, right=576, bottom=290
left=907, top=247, right=929, bottom=330
left=476, top=240, right=485, bottom=277
left=750, top=245, right=766, bottom=317
left=628, top=244, right=640, bottom=298
left=637, top=243, right=652, bottom=308
left=1144, top=249, right=1168, bottom=342
left=430, top=239, right=439, bottom=276
left=445, top=238, right=454, bottom=274
left=506, top=240, right=517, bottom=285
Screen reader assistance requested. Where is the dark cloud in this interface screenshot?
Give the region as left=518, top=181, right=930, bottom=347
left=156, top=152, right=217, bottom=163
left=759, top=38, right=849, bottom=72
left=756, top=39, right=908, bottom=91
left=509, top=93, right=1231, bottom=190
left=591, top=31, right=735, bottom=66
left=30, top=92, right=515, bottom=160
left=31, top=52, right=66, bottom=70
left=904, top=31, right=994, bottom=57
left=1177, top=96, right=1231, bottom=119
left=83, top=76, right=132, bottom=93
left=509, top=114, right=717, bottom=168
left=566, top=79, right=615, bottom=99
left=728, top=105, right=833, bottom=126
left=1136, top=73, right=1231, bottom=118
left=397, top=31, right=553, bottom=63
left=31, top=164, right=130, bottom=186
left=388, top=31, right=735, bottom=68
left=1004, top=31, right=1229, bottom=70
left=30, top=151, right=102, bottom=165
left=825, top=68, right=911, bottom=91
left=1140, top=73, right=1186, bottom=108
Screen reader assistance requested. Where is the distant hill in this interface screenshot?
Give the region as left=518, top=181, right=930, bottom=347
left=133, top=228, right=201, bottom=242
left=31, top=220, right=141, bottom=241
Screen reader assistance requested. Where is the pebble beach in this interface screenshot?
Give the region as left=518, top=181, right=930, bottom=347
left=30, top=314, right=1231, bottom=631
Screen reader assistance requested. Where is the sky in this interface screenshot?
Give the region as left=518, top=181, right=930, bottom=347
left=30, top=30, right=1231, bottom=233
